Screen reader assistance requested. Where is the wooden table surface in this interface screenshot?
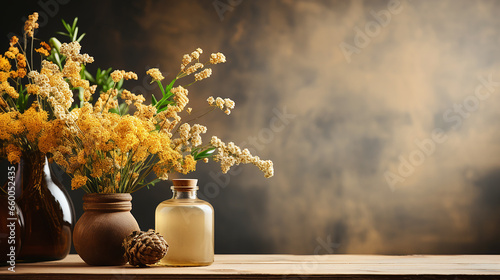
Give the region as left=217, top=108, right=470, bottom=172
left=1, top=254, right=500, bottom=279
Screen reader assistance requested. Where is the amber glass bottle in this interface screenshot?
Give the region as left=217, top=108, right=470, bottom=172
left=16, top=151, right=74, bottom=262
left=155, top=179, right=214, bottom=266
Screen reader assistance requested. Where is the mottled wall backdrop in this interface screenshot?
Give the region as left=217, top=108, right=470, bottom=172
left=3, top=0, right=500, bottom=254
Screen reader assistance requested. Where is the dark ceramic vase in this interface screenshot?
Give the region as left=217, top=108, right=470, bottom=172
left=73, top=193, right=140, bottom=266
left=16, top=150, right=75, bottom=262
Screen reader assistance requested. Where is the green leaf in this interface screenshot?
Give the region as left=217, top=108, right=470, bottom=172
left=56, top=31, right=69, bottom=37
left=118, top=103, right=128, bottom=116
left=190, top=147, right=200, bottom=156
left=117, top=78, right=123, bottom=89
left=54, top=52, right=62, bottom=69
left=16, top=86, right=28, bottom=112
left=156, top=80, right=166, bottom=97
left=157, top=101, right=174, bottom=113
left=72, top=17, right=78, bottom=31
left=194, top=147, right=217, bottom=160
left=79, top=64, right=86, bottom=78
left=72, top=27, right=78, bottom=42
left=157, top=106, right=170, bottom=113
left=84, top=70, right=95, bottom=83
left=149, top=179, right=161, bottom=187
left=49, top=37, right=62, bottom=51
left=166, top=78, right=176, bottom=92
left=76, top=33, right=86, bottom=43
left=155, top=97, right=170, bottom=109
left=24, top=92, right=29, bottom=110
left=61, top=19, right=70, bottom=33
left=78, top=88, right=84, bottom=108
left=152, top=94, right=157, bottom=106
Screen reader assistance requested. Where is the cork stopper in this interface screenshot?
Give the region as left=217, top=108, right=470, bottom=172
left=171, top=179, right=198, bottom=190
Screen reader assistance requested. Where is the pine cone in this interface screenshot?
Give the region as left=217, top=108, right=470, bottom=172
left=123, top=229, right=168, bottom=267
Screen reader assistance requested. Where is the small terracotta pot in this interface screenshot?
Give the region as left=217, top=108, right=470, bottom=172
left=73, top=193, right=140, bottom=266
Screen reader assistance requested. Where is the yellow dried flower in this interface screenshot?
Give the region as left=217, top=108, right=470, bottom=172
left=224, top=99, right=235, bottom=109
left=215, top=97, right=224, bottom=109
left=70, top=77, right=90, bottom=89
left=0, top=72, right=8, bottom=82
left=194, top=68, right=212, bottom=81
left=35, top=41, right=51, bottom=56
left=181, top=54, right=192, bottom=66
left=123, top=71, right=138, bottom=80
left=184, top=63, right=204, bottom=75
left=63, top=59, right=81, bottom=78
left=77, top=149, right=86, bottom=165
left=0, top=55, right=11, bottom=72
left=171, top=86, right=189, bottom=111
left=208, top=96, right=235, bottom=115
left=210, top=136, right=274, bottom=178
left=0, top=112, right=20, bottom=141
left=26, top=84, right=39, bottom=94
left=5, top=46, right=19, bottom=59
left=180, top=155, right=196, bottom=174
left=40, top=41, right=51, bottom=51
left=121, top=89, right=145, bottom=106
left=191, top=51, right=200, bottom=60
left=17, top=68, right=26, bottom=78
left=9, top=36, right=18, bottom=47
left=71, top=175, right=88, bottom=190
left=207, top=96, right=215, bottom=105
left=19, top=107, right=48, bottom=144
left=24, top=12, right=39, bottom=37
left=60, top=41, right=94, bottom=64
left=16, top=53, right=26, bottom=68
left=209, top=52, right=226, bottom=64
left=111, top=70, right=124, bottom=82
left=115, top=173, right=121, bottom=182
left=1, top=81, right=19, bottom=99
left=146, top=68, right=164, bottom=81
left=134, top=103, right=157, bottom=121
left=38, top=119, right=65, bottom=153
left=5, top=144, right=21, bottom=164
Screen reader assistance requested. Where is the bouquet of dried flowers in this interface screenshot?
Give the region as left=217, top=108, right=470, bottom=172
left=0, top=13, right=87, bottom=164
left=42, top=45, right=273, bottom=193
left=1, top=13, right=273, bottom=194
left=0, top=14, right=145, bottom=165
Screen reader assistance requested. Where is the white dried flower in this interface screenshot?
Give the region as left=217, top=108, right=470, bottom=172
left=194, top=68, right=212, bottom=81
left=210, top=52, right=226, bottom=64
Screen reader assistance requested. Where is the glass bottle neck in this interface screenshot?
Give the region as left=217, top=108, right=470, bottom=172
left=172, top=189, right=198, bottom=199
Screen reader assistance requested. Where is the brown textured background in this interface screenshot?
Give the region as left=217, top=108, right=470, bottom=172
left=2, top=0, right=500, bottom=254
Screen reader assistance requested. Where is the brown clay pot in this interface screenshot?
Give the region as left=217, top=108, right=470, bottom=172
left=73, top=193, right=140, bottom=266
